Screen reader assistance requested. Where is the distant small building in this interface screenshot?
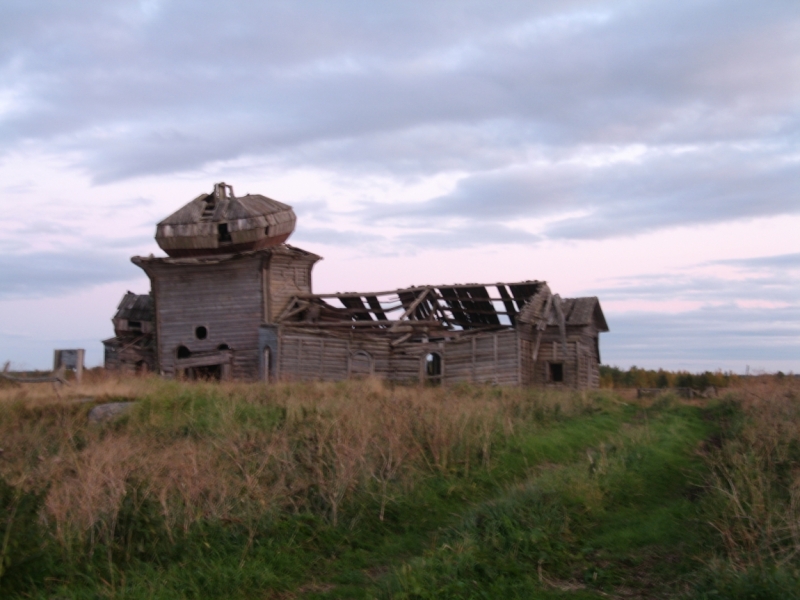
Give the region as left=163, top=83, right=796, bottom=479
left=53, top=349, right=86, bottom=383
left=104, top=182, right=608, bottom=387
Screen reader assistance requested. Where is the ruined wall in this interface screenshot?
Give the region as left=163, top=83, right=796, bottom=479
left=266, top=327, right=521, bottom=385
left=134, top=247, right=319, bottom=380
left=103, top=338, right=156, bottom=374
left=147, top=255, right=263, bottom=378
left=522, top=324, right=601, bottom=389
left=267, top=251, right=317, bottom=322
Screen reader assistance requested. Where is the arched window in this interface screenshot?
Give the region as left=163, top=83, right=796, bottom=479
left=176, top=345, right=191, bottom=359
left=424, top=352, right=442, bottom=385
left=349, top=351, right=373, bottom=378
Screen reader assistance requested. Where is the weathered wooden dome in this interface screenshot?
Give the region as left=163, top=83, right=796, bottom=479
left=155, top=182, right=296, bottom=257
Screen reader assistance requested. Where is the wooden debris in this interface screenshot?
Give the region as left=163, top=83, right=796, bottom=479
left=1, top=363, right=69, bottom=398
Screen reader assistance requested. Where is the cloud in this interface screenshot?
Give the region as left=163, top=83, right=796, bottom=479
left=1, top=1, right=799, bottom=182
left=0, top=1, right=798, bottom=247
left=714, top=252, right=800, bottom=270
left=367, top=143, right=800, bottom=240
left=0, top=250, right=144, bottom=299
left=293, top=220, right=541, bottom=252
left=391, top=222, right=541, bottom=250
left=583, top=253, right=800, bottom=368
left=292, top=227, right=384, bottom=247
left=602, top=305, right=800, bottom=368
left=593, top=274, right=798, bottom=306
left=586, top=249, right=800, bottom=308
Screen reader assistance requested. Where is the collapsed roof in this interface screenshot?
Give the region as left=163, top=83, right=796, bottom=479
left=113, top=292, right=153, bottom=323
left=560, top=297, right=609, bottom=331
left=277, top=281, right=569, bottom=344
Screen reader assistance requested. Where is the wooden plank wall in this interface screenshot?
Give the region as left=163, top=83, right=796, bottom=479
left=103, top=339, right=156, bottom=374
left=524, top=324, right=601, bottom=389
left=276, top=332, right=414, bottom=382
left=275, top=328, right=520, bottom=385
left=268, top=253, right=315, bottom=322
left=520, top=336, right=534, bottom=386
left=150, top=255, right=263, bottom=379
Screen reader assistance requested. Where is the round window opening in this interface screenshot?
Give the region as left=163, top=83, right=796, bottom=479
left=195, top=326, right=208, bottom=340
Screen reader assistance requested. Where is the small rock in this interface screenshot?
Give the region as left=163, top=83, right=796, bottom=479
left=87, top=402, right=135, bottom=423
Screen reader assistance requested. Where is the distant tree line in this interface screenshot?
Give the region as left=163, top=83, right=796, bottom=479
left=599, top=365, right=735, bottom=389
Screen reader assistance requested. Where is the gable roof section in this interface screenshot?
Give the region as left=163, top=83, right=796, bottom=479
left=561, top=297, right=609, bottom=331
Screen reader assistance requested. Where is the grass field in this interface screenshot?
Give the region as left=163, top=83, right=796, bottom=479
left=1, top=374, right=798, bottom=599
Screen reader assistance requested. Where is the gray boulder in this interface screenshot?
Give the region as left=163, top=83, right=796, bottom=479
left=88, top=402, right=135, bottom=423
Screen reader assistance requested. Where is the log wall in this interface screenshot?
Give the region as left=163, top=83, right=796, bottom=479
left=267, top=252, right=316, bottom=322
left=103, top=338, right=156, bottom=374
left=138, top=248, right=318, bottom=379
left=267, top=327, right=521, bottom=385
left=147, top=255, right=263, bottom=378
left=521, top=324, right=601, bottom=389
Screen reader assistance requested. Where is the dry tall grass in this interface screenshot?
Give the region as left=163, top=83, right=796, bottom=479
left=0, top=373, right=598, bottom=557
left=702, top=377, right=800, bottom=570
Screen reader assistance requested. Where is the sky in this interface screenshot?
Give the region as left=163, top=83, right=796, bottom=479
left=1, top=0, right=798, bottom=372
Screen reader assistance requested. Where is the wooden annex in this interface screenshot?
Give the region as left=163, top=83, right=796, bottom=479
left=102, top=292, right=156, bottom=374
left=103, top=182, right=608, bottom=388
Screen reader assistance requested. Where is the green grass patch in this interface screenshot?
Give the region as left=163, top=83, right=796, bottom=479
left=7, top=380, right=797, bottom=599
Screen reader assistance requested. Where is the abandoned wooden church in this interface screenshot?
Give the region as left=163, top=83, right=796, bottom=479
left=103, top=183, right=608, bottom=388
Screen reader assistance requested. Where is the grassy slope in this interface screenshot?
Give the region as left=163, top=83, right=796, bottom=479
left=11, top=379, right=796, bottom=599
left=376, top=402, right=712, bottom=599
left=33, top=396, right=711, bottom=599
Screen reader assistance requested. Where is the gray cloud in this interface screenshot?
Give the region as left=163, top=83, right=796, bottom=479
left=0, top=250, right=144, bottom=299
left=292, top=227, right=384, bottom=247
left=293, top=221, right=540, bottom=252
left=392, top=222, right=541, bottom=250
left=602, top=305, right=800, bottom=368
left=587, top=256, right=800, bottom=306
left=714, top=252, right=800, bottom=270
left=368, top=143, right=800, bottom=240
left=2, top=1, right=799, bottom=192
left=2, top=0, right=796, bottom=247
left=582, top=255, right=800, bottom=368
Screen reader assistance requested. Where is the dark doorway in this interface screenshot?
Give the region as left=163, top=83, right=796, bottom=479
left=549, top=363, right=564, bottom=383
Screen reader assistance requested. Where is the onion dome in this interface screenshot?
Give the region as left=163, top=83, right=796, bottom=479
left=155, top=182, right=296, bottom=257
